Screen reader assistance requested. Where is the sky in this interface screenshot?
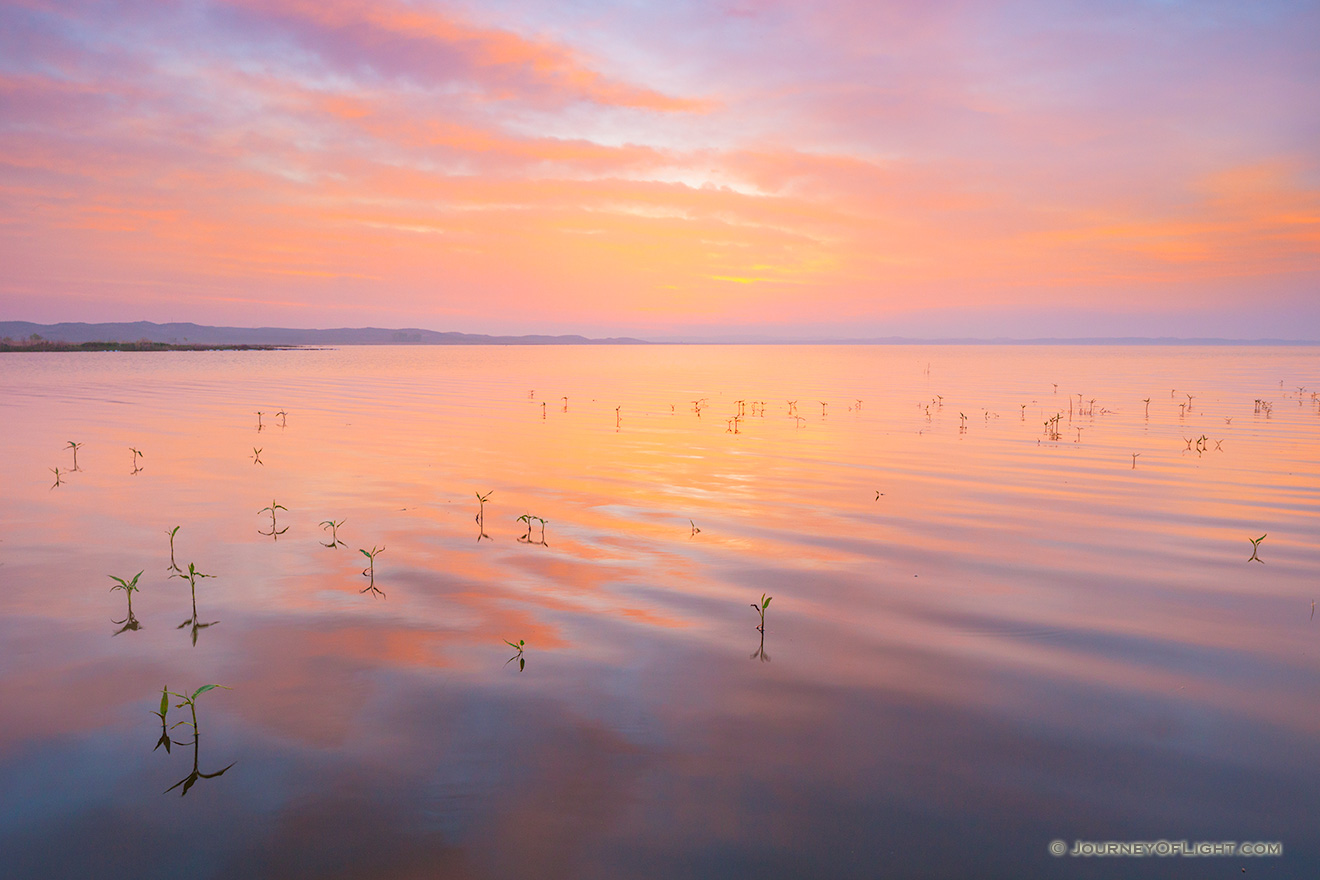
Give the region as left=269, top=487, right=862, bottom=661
left=1, top=0, right=1318, bottom=339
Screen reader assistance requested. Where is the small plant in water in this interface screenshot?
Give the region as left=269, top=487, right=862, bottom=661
left=173, top=562, right=217, bottom=645
left=504, top=638, right=525, bottom=671
left=517, top=514, right=548, bottom=545
left=690, top=519, right=701, bottom=536
left=360, top=545, right=385, bottom=595
left=165, top=525, right=182, bottom=572
left=130, top=447, right=144, bottom=473
left=1248, top=534, right=1266, bottom=563
left=475, top=492, right=492, bottom=541
left=258, top=499, right=288, bottom=540
left=251, top=447, right=263, bottom=465
left=750, top=593, right=772, bottom=632
left=109, top=570, right=144, bottom=635
left=50, top=466, right=63, bottom=488
left=163, top=684, right=235, bottom=796
left=66, top=440, right=83, bottom=470
left=320, top=519, right=345, bottom=548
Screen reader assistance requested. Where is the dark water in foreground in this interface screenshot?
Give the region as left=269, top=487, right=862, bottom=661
left=1, top=345, right=1317, bottom=878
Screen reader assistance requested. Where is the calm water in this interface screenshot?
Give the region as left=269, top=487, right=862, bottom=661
left=1, top=345, right=1317, bottom=879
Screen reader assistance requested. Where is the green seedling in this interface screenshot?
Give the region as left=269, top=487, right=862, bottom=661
left=255, top=411, right=264, bottom=430
left=50, top=466, right=63, bottom=488
left=819, top=400, right=828, bottom=417
left=109, top=570, right=144, bottom=635
left=690, top=519, right=701, bottom=536
left=1248, top=534, right=1266, bottom=563
left=276, top=410, right=287, bottom=427
left=786, top=400, right=797, bottom=417
left=130, top=447, right=144, bottom=473
left=1131, top=453, right=1140, bottom=469
left=750, top=593, right=772, bottom=632
left=1143, top=398, right=1151, bottom=418
left=165, top=525, right=182, bottom=572
left=66, top=440, right=83, bottom=470
left=320, top=519, right=345, bottom=548
left=258, top=499, right=288, bottom=540
left=615, top=405, right=622, bottom=428
left=173, top=563, right=217, bottom=645
left=164, top=684, right=235, bottom=796
left=959, top=412, right=967, bottom=431
left=251, top=447, right=263, bottom=465
left=504, top=639, right=525, bottom=671
left=167, top=684, right=230, bottom=743
left=360, top=545, right=385, bottom=595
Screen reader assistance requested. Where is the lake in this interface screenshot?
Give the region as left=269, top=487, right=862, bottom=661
left=1, top=344, right=1317, bottom=878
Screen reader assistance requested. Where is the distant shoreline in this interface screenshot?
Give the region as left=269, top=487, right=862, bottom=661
left=0, top=340, right=298, bottom=352
left=2, top=320, right=1316, bottom=347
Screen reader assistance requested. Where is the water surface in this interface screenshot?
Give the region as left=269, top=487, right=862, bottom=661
left=1, top=345, right=1317, bottom=878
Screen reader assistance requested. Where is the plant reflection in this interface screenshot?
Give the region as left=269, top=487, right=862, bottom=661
left=750, top=630, right=770, bottom=663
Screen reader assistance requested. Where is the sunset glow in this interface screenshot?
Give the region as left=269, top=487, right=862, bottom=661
left=2, top=0, right=1317, bottom=337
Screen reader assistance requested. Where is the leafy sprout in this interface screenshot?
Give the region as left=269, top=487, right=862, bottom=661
left=504, top=638, right=525, bottom=671
left=750, top=593, right=772, bottom=632
left=1248, top=534, right=1267, bottom=563
left=109, top=570, right=144, bottom=634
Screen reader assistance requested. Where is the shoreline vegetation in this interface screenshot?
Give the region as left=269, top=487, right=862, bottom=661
left=1, top=337, right=296, bottom=352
